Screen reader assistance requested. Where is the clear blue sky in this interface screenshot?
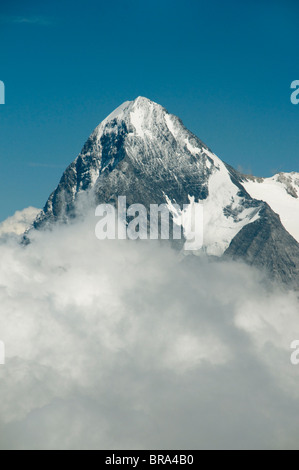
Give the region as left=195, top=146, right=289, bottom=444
left=0, top=0, right=298, bottom=221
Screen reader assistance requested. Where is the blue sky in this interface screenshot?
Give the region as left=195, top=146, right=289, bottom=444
left=0, top=0, right=298, bottom=221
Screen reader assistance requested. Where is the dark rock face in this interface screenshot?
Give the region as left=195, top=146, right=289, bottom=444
left=225, top=204, right=299, bottom=286
left=32, top=96, right=299, bottom=287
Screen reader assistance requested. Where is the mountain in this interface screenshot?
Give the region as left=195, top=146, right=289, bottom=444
left=32, top=96, right=299, bottom=286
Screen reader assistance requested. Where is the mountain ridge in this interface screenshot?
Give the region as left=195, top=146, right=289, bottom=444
left=31, top=96, right=299, bottom=286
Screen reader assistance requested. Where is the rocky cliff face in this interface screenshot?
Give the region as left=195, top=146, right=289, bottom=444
left=225, top=204, right=299, bottom=287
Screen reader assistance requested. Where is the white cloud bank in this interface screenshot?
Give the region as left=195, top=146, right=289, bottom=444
left=0, top=211, right=299, bottom=449
left=0, top=207, right=40, bottom=237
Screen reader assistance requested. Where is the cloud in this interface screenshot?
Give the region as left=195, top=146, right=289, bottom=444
left=0, top=16, right=54, bottom=26
left=0, top=207, right=40, bottom=236
left=0, top=208, right=299, bottom=449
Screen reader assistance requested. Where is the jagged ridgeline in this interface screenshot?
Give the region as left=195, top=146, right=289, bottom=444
left=32, top=97, right=299, bottom=287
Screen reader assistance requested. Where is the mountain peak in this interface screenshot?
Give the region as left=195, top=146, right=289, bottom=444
left=133, top=96, right=157, bottom=106
left=92, top=96, right=167, bottom=140
left=31, top=97, right=299, bottom=287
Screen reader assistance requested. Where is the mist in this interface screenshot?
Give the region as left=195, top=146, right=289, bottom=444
left=0, top=211, right=299, bottom=449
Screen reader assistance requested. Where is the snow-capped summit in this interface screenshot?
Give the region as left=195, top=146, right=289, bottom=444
left=32, top=97, right=299, bottom=286
left=34, top=97, right=260, bottom=255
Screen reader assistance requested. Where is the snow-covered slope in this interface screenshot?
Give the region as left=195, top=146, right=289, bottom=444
left=243, top=173, right=299, bottom=243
